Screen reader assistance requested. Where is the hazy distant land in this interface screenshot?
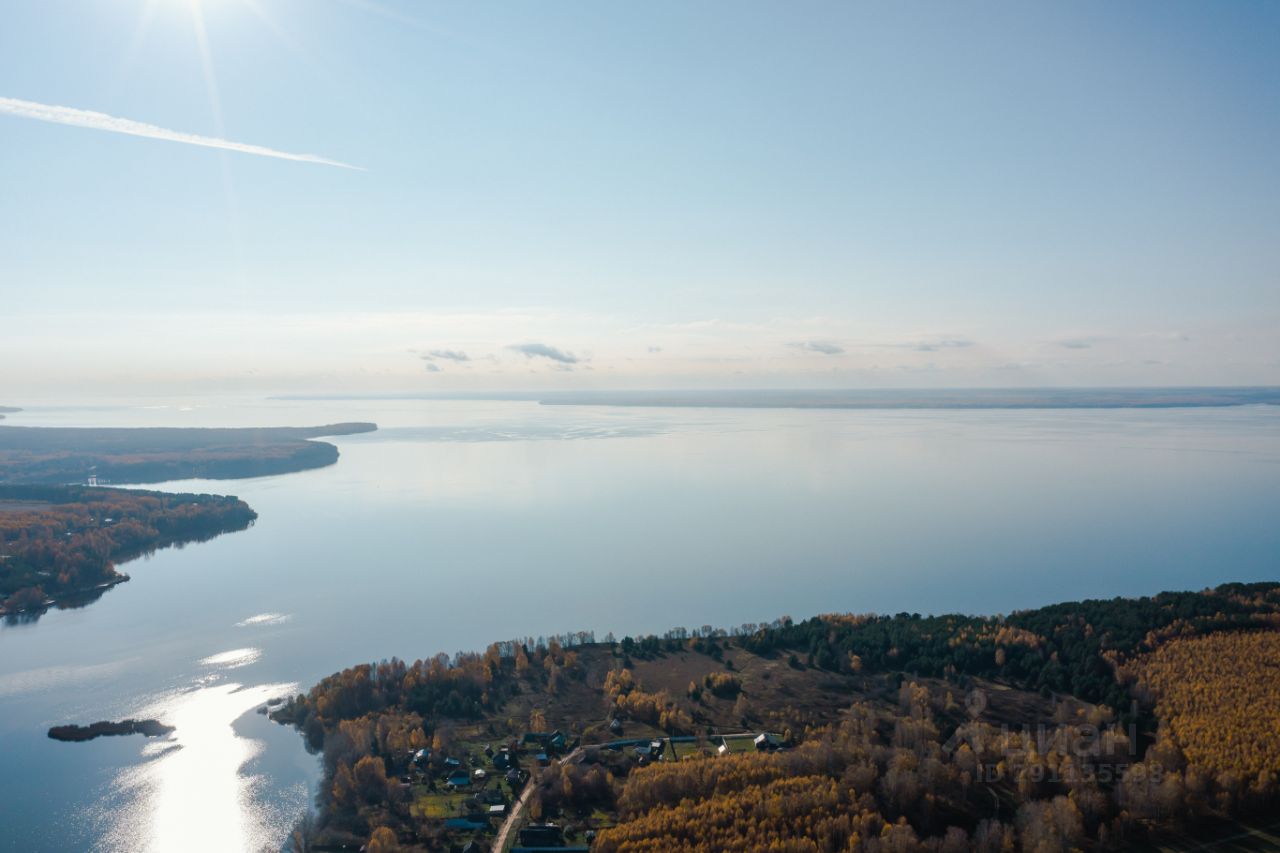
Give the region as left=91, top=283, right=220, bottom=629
left=275, top=386, right=1280, bottom=410
left=0, top=422, right=377, bottom=484
left=535, top=386, right=1280, bottom=409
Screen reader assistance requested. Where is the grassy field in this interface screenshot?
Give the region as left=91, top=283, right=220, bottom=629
left=409, top=790, right=472, bottom=820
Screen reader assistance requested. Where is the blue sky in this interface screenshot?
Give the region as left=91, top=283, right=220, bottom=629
left=1, top=0, right=1277, bottom=395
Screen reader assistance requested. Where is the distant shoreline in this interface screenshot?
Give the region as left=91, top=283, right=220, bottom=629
left=0, top=422, right=377, bottom=485
left=271, top=386, right=1280, bottom=411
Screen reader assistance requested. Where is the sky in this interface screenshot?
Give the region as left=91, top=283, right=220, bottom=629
left=1, top=0, right=1277, bottom=396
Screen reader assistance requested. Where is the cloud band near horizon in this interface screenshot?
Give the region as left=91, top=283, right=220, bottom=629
left=0, top=96, right=361, bottom=170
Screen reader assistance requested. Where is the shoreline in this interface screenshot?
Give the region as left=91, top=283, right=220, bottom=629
left=0, top=573, right=129, bottom=619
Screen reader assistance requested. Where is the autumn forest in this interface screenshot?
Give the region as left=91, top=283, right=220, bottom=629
left=276, top=582, right=1280, bottom=852
left=0, top=484, right=256, bottom=616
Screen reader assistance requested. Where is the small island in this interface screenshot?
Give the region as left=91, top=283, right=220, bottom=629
left=48, top=719, right=175, bottom=742
left=0, top=484, right=257, bottom=617
left=0, top=422, right=376, bottom=484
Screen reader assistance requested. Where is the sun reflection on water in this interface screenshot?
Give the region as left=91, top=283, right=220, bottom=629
left=198, top=647, right=264, bottom=668
left=100, top=677, right=300, bottom=853
left=234, top=612, right=291, bottom=628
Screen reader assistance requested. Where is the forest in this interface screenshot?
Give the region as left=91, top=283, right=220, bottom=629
left=0, top=422, right=376, bottom=484
left=278, top=582, right=1280, bottom=852
left=0, top=484, right=257, bottom=616
left=1124, top=631, right=1280, bottom=784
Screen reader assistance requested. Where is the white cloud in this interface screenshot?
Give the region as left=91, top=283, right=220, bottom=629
left=421, top=349, right=471, bottom=362
left=791, top=340, right=845, bottom=355
left=0, top=96, right=361, bottom=170
left=508, top=342, right=579, bottom=364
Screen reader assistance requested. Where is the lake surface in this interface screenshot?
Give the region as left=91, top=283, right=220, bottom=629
left=1, top=397, right=1278, bottom=851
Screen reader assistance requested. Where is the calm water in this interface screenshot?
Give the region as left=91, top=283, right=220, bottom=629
left=1, top=397, right=1278, bottom=851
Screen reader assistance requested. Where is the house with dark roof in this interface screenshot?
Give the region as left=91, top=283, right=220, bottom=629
left=474, top=787, right=505, bottom=805
left=522, top=730, right=567, bottom=752
left=518, top=824, right=564, bottom=847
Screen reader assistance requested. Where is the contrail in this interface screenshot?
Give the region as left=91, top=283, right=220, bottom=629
left=0, top=95, right=362, bottom=170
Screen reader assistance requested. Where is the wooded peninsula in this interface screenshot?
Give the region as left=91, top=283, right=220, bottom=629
left=0, top=422, right=376, bottom=484
left=275, top=581, right=1280, bottom=852
left=0, top=419, right=377, bottom=618
left=0, top=484, right=257, bottom=618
